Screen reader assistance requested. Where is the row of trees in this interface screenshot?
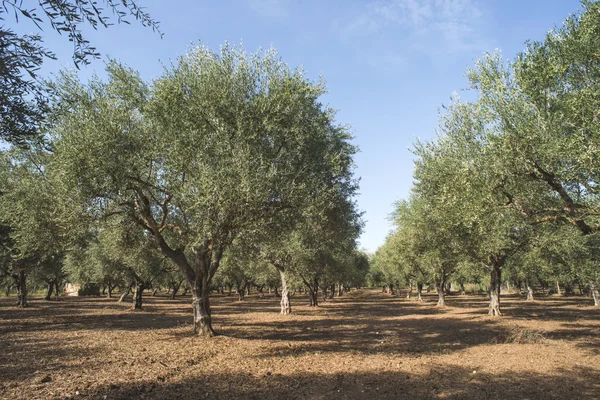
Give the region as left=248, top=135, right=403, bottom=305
left=372, top=0, right=600, bottom=314
left=0, top=43, right=368, bottom=336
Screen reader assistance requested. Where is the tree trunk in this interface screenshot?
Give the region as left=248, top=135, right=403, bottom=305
left=321, top=285, right=328, bottom=301
left=237, top=283, right=245, bottom=301
left=191, top=277, right=214, bottom=337
left=133, top=282, right=144, bottom=310
left=227, top=283, right=233, bottom=296
left=329, top=284, right=335, bottom=299
left=337, top=283, right=344, bottom=297
left=436, top=276, right=446, bottom=307
left=44, top=281, right=54, bottom=301
left=555, top=280, right=561, bottom=296
left=152, top=288, right=159, bottom=296
left=107, top=283, right=113, bottom=299
left=460, top=282, right=466, bottom=295
left=406, top=279, right=412, bottom=299
left=170, top=280, right=182, bottom=300
left=526, top=279, right=534, bottom=301
left=590, top=282, right=599, bottom=307
left=488, top=265, right=501, bottom=316
left=307, top=279, right=319, bottom=307
left=417, top=282, right=423, bottom=302
left=246, top=285, right=251, bottom=296
left=118, top=283, right=133, bottom=303
left=15, top=270, right=27, bottom=307
left=279, top=269, right=291, bottom=315
left=274, top=286, right=280, bottom=297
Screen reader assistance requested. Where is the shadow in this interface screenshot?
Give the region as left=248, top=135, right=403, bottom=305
left=78, top=365, right=600, bottom=400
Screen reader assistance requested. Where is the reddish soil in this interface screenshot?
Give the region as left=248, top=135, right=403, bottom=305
left=0, top=289, right=599, bottom=399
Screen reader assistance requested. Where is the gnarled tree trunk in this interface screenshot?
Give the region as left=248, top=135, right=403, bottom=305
left=15, top=270, right=27, bottom=307
left=118, top=282, right=133, bottom=303
left=417, top=282, right=423, bottom=302
left=307, top=278, right=319, bottom=307
left=133, top=282, right=145, bottom=309
left=273, top=262, right=291, bottom=315
left=436, top=276, right=446, bottom=307
left=191, top=276, right=214, bottom=336
left=526, top=280, right=534, bottom=301
left=44, top=280, right=55, bottom=301
left=488, top=264, right=502, bottom=316
left=590, top=282, right=599, bottom=307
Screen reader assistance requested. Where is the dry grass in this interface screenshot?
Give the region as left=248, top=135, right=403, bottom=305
left=1, top=289, right=599, bottom=399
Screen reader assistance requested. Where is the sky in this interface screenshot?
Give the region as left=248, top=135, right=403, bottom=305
left=8, top=0, right=583, bottom=252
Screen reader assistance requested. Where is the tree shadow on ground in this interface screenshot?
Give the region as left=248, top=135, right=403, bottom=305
left=83, top=365, right=600, bottom=400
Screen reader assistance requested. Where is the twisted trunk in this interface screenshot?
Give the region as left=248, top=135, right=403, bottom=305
left=118, top=282, right=133, bottom=303
left=590, top=283, right=599, bottom=307
left=417, top=282, right=423, bottom=302
left=133, top=282, right=145, bottom=310
left=191, top=276, right=213, bottom=336
left=488, top=264, right=502, bottom=316
left=526, top=280, right=534, bottom=301
left=307, top=278, right=319, bottom=307
left=436, top=276, right=446, bottom=307
left=15, top=270, right=27, bottom=307
left=44, top=279, right=55, bottom=301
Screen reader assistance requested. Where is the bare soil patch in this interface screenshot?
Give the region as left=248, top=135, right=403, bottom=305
left=1, top=289, right=599, bottom=399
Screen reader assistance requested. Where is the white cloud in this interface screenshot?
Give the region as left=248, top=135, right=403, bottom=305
left=335, top=0, right=488, bottom=59
left=247, top=0, right=290, bottom=21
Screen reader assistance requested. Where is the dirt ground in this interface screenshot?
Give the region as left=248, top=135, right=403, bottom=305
left=0, top=289, right=599, bottom=400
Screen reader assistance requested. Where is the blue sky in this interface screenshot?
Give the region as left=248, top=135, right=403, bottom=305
left=8, top=0, right=582, bottom=252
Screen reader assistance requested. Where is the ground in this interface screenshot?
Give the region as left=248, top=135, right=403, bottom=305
left=0, top=289, right=599, bottom=400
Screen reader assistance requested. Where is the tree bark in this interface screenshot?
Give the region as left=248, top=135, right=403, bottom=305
left=417, top=282, right=423, bottom=302
left=307, top=278, right=319, bottom=307
left=55, top=281, right=60, bottom=299
left=337, top=283, right=344, bottom=297
left=406, top=279, right=412, bottom=299
left=590, top=282, right=599, bottom=307
left=107, top=283, right=113, bottom=299
left=133, top=282, right=144, bottom=309
left=44, top=280, right=55, bottom=301
left=460, top=282, right=466, bottom=295
left=191, top=277, right=214, bottom=337
left=118, top=282, right=133, bottom=303
left=526, top=279, right=534, bottom=301
left=237, top=283, right=246, bottom=301
left=555, top=280, right=561, bottom=296
left=279, top=269, right=291, bottom=315
left=436, top=276, right=446, bottom=307
left=488, top=264, right=502, bottom=316
left=15, top=270, right=27, bottom=307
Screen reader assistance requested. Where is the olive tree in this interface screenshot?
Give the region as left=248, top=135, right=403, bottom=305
left=49, top=45, right=356, bottom=336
